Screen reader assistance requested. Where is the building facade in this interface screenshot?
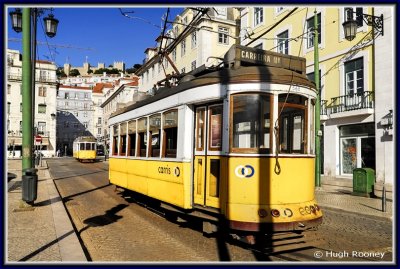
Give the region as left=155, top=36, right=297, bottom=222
left=136, top=7, right=240, bottom=93
left=239, top=6, right=394, bottom=188
left=56, top=85, right=94, bottom=155
left=6, top=49, right=58, bottom=158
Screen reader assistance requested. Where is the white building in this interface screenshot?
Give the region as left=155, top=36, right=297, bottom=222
left=56, top=85, right=94, bottom=155
left=137, top=7, right=240, bottom=93
left=6, top=49, right=58, bottom=158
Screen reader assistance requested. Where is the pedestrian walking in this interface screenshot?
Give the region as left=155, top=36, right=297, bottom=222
left=56, top=149, right=60, bottom=157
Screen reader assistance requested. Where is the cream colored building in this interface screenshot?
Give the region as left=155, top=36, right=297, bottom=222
left=6, top=49, right=58, bottom=158
left=136, top=7, right=240, bottom=93
left=239, top=6, right=394, bottom=191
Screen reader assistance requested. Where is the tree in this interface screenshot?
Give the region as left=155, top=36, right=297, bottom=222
left=56, top=67, right=66, bottom=77
left=87, top=69, right=93, bottom=74
left=126, top=63, right=142, bottom=74
left=69, top=69, right=80, bottom=76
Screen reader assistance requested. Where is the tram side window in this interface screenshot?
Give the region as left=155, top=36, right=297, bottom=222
left=85, top=143, right=91, bottom=150
left=127, top=120, right=136, bottom=156
left=278, top=94, right=308, bottom=154
left=231, top=93, right=271, bottom=153
left=112, top=125, right=119, bottom=155
left=163, top=110, right=178, bottom=158
left=120, top=123, right=127, bottom=156
left=209, top=105, right=223, bottom=151
left=80, top=143, right=84, bottom=150
left=137, top=118, right=147, bottom=157
left=195, top=108, right=205, bottom=151
left=149, top=114, right=161, bottom=157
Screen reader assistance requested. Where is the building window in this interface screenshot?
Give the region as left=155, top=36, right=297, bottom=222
left=65, top=102, right=69, bottom=108
left=98, top=128, right=102, bottom=135
left=172, top=49, right=177, bottom=62
left=181, top=68, right=185, bottom=74
left=307, top=13, right=321, bottom=49
left=254, top=7, right=264, bottom=26
left=344, top=7, right=363, bottom=27
left=7, top=84, right=11, bottom=94
left=340, top=123, right=375, bottom=175
left=218, top=27, right=229, bottom=44
left=277, top=30, right=289, bottom=54
left=191, top=60, right=196, bottom=71
left=345, top=58, right=363, bottom=96
left=20, top=121, right=22, bottom=133
left=191, top=31, right=197, bottom=48
left=38, top=87, right=47, bottom=97
left=65, top=92, right=69, bottom=99
left=7, top=102, right=11, bottom=114
left=181, top=39, right=186, bottom=57
left=84, top=111, right=88, bottom=117
left=38, top=104, right=46, bottom=114
left=83, top=122, right=88, bottom=129
left=20, top=103, right=22, bottom=112
left=254, top=44, right=263, bottom=50
left=84, top=93, right=89, bottom=99
left=98, top=117, right=102, bottom=124
left=276, top=7, right=285, bottom=13
left=84, top=103, right=88, bottom=109
left=37, top=122, right=46, bottom=134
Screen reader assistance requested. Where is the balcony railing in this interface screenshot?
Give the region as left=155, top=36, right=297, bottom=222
left=7, top=73, right=57, bottom=83
left=321, top=91, right=374, bottom=115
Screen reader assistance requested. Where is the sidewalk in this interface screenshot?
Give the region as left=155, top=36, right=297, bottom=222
left=6, top=159, right=87, bottom=263
left=6, top=159, right=393, bottom=262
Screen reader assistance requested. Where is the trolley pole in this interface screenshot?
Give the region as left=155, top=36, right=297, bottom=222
left=314, top=10, right=321, bottom=188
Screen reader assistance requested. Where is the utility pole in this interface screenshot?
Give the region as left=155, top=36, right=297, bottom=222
left=22, top=8, right=33, bottom=172
left=314, top=10, right=321, bottom=188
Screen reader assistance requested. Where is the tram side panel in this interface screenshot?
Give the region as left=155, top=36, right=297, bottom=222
left=109, top=106, right=194, bottom=209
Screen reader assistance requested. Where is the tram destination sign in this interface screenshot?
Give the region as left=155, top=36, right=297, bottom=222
left=224, top=45, right=306, bottom=74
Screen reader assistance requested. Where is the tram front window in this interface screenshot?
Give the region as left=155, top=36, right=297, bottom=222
left=231, top=93, right=271, bottom=153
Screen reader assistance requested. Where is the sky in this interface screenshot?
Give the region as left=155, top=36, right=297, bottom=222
left=7, top=6, right=185, bottom=69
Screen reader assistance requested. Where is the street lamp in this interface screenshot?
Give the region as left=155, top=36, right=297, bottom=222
left=9, top=8, right=22, bottom=33
left=342, top=9, right=384, bottom=41
left=9, top=7, right=59, bottom=205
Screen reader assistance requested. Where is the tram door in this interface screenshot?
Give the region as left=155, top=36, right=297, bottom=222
left=193, top=104, right=224, bottom=208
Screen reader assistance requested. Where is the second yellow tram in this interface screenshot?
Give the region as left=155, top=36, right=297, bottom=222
left=73, top=136, right=97, bottom=162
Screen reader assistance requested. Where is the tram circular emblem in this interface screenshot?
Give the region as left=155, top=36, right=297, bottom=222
left=235, top=165, right=255, bottom=178
left=174, top=167, right=180, bottom=177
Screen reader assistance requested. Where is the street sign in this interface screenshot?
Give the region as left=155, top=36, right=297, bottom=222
left=35, top=135, right=42, bottom=142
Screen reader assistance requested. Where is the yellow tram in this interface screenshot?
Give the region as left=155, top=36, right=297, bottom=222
left=108, top=45, right=322, bottom=240
left=73, top=136, right=97, bottom=162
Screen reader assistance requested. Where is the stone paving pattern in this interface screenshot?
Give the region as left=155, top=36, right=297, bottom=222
left=6, top=158, right=393, bottom=262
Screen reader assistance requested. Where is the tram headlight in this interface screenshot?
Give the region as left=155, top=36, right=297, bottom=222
left=271, top=209, right=280, bottom=217
left=258, top=209, right=268, bottom=218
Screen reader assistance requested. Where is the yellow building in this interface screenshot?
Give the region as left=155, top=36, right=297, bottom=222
left=239, top=6, right=394, bottom=194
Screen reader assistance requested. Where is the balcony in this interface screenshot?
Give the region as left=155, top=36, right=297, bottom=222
left=321, top=91, right=374, bottom=119
left=7, top=73, right=57, bottom=84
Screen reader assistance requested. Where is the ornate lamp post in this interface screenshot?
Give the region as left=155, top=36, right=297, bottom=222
left=9, top=7, right=59, bottom=205
left=342, top=8, right=384, bottom=41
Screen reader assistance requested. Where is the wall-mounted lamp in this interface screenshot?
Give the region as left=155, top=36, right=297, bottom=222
left=342, top=8, right=384, bottom=41
left=381, top=109, right=393, bottom=129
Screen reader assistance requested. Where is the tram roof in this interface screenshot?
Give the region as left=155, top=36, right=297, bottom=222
left=111, top=64, right=316, bottom=118
left=73, top=136, right=97, bottom=143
